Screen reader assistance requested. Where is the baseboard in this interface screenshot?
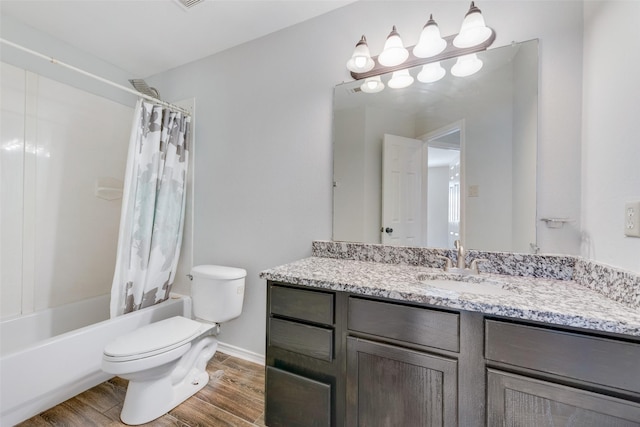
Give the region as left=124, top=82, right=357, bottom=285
left=218, top=341, right=265, bottom=366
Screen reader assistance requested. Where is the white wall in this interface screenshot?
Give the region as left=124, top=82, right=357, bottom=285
left=148, top=1, right=584, bottom=355
left=581, top=1, right=640, bottom=273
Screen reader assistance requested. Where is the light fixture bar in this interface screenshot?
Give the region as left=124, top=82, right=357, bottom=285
left=350, top=29, right=495, bottom=80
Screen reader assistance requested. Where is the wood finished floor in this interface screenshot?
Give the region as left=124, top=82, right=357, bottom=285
left=18, top=352, right=266, bottom=427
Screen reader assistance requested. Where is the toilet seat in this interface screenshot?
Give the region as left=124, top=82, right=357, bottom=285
left=104, top=316, right=215, bottom=362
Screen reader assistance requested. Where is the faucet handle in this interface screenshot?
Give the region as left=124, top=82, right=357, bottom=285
left=436, top=255, right=452, bottom=270
left=469, top=258, right=490, bottom=273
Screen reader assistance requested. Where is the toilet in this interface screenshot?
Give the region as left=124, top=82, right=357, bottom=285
left=102, top=265, right=246, bottom=425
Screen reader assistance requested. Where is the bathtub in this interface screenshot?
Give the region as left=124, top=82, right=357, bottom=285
left=0, top=293, right=191, bottom=426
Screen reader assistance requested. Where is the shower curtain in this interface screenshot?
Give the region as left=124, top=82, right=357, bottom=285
left=110, top=100, right=190, bottom=317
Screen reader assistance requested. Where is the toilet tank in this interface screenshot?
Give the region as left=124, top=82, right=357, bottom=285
left=190, top=265, right=247, bottom=323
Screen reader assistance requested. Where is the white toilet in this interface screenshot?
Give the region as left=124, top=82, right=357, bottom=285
left=102, top=265, right=246, bottom=425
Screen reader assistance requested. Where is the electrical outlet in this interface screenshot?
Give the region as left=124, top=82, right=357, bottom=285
left=624, top=201, right=640, bottom=238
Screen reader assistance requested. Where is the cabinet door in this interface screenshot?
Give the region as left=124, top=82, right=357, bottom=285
left=487, top=369, right=640, bottom=427
left=265, top=366, right=331, bottom=427
left=346, top=337, right=458, bottom=427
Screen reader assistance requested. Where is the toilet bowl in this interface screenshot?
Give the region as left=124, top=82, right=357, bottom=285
left=102, top=265, right=246, bottom=425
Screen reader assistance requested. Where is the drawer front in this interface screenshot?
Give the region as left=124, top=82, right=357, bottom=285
left=270, top=285, right=334, bottom=325
left=485, top=320, right=640, bottom=394
left=348, top=297, right=460, bottom=352
left=269, top=318, right=333, bottom=361
left=266, top=366, right=331, bottom=427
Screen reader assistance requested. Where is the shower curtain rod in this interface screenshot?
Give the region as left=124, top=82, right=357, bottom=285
left=0, top=38, right=191, bottom=116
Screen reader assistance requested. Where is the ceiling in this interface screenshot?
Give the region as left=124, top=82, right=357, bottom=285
left=1, top=0, right=355, bottom=77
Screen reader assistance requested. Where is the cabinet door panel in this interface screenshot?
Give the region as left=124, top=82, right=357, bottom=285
left=266, top=366, right=331, bottom=427
left=487, top=369, right=640, bottom=427
left=347, top=337, right=458, bottom=427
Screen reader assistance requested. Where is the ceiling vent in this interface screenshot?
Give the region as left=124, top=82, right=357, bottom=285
left=174, top=0, right=205, bottom=11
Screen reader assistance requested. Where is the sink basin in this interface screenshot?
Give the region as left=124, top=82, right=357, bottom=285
left=416, top=273, right=514, bottom=296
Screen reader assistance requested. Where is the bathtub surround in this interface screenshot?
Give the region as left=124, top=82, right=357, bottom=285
left=111, top=100, right=191, bottom=317
left=0, top=61, right=132, bottom=319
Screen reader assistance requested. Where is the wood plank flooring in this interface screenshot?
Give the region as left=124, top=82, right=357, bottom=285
left=18, top=352, right=266, bottom=427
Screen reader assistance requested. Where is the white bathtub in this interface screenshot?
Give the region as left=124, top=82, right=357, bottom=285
left=0, top=293, right=191, bottom=426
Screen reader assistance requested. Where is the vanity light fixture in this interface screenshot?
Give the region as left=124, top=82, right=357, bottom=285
left=360, top=76, right=385, bottom=93
left=417, top=61, right=446, bottom=83
left=453, top=2, right=493, bottom=48
left=388, top=69, right=414, bottom=89
left=378, top=26, right=409, bottom=67
left=451, top=53, right=483, bottom=77
left=346, top=2, right=495, bottom=90
left=346, top=35, right=375, bottom=73
left=413, top=15, right=447, bottom=59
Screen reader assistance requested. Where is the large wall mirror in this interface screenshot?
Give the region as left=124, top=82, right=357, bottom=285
left=332, top=39, right=538, bottom=253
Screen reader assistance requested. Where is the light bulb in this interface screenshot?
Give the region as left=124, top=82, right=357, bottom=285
left=346, top=35, right=375, bottom=73
left=413, top=15, right=447, bottom=58
left=417, top=62, right=446, bottom=83
left=453, top=2, right=492, bottom=48
left=360, top=76, right=385, bottom=93
left=378, top=26, right=409, bottom=67
left=388, top=69, right=414, bottom=89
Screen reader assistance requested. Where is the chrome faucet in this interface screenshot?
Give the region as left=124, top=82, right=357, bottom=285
left=438, top=239, right=487, bottom=275
left=455, top=239, right=466, bottom=269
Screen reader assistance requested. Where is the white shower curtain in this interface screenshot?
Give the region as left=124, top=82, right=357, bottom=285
left=110, top=100, right=190, bottom=317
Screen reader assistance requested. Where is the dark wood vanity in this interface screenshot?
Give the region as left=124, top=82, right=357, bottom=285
left=264, top=281, right=640, bottom=427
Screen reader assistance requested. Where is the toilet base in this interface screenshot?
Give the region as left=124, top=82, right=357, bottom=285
left=120, top=368, right=210, bottom=425
left=118, top=336, right=219, bottom=425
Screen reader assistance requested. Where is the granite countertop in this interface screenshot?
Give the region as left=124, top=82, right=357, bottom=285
left=260, top=256, right=640, bottom=337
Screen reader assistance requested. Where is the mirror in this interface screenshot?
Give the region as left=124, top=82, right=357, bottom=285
left=332, top=39, right=538, bottom=253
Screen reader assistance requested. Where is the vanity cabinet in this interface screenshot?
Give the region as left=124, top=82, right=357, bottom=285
left=265, top=283, right=344, bottom=427
left=485, top=320, right=640, bottom=426
left=265, top=280, right=640, bottom=426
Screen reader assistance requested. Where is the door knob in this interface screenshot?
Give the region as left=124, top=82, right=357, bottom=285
left=383, top=227, right=393, bottom=234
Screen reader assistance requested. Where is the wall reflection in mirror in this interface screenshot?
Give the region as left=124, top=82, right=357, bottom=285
left=332, top=39, right=538, bottom=253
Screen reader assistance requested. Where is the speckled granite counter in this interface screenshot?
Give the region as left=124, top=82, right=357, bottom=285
left=260, top=250, right=640, bottom=338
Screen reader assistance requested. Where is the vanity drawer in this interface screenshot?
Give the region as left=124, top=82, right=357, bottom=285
left=485, top=320, right=640, bottom=393
left=269, top=318, right=334, bottom=361
left=348, top=297, right=460, bottom=352
left=270, top=284, right=334, bottom=325
left=266, top=366, right=331, bottom=427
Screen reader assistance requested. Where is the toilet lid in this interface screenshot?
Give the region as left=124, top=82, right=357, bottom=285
left=104, top=316, right=213, bottom=359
